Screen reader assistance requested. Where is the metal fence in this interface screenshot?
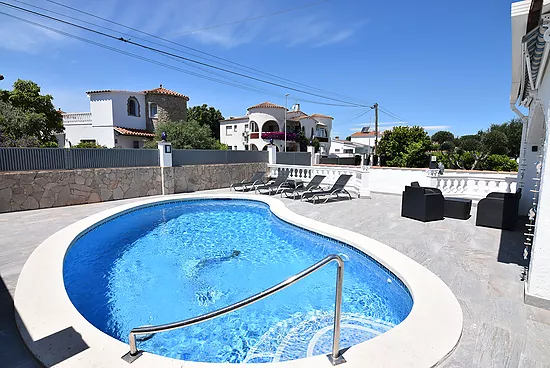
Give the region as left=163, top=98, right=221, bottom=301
left=276, top=152, right=311, bottom=166
left=319, top=157, right=359, bottom=166
left=0, top=148, right=159, bottom=171
left=172, top=150, right=268, bottom=166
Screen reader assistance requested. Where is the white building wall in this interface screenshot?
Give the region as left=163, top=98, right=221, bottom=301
left=115, top=135, right=146, bottom=149
left=95, top=92, right=147, bottom=130
left=525, top=71, right=550, bottom=305
left=329, top=141, right=354, bottom=157
left=351, top=136, right=377, bottom=146
left=220, top=119, right=248, bottom=150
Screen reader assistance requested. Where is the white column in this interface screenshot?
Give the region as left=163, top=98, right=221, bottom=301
left=307, top=146, right=315, bottom=166
left=358, top=169, right=370, bottom=198
left=526, top=124, right=550, bottom=309
left=158, top=141, right=172, bottom=167
left=267, top=144, right=277, bottom=165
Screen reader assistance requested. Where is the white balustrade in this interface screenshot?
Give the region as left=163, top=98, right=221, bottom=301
left=434, top=174, right=517, bottom=198
left=268, top=164, right=370, bottom=198
left=62, top=112, right=92, bottom=124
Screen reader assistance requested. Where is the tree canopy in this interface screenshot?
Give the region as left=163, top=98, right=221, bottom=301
left=187, top=104, right=224, bottom=140
left=149, top=120, right=227, bottom=150
left=431, top=130, right=454, bottom=145
left=0, top=79, right=63, bottom=145
left=431, top=125, right=518, bottom=171
left=377, top=126, right=432, bottom=168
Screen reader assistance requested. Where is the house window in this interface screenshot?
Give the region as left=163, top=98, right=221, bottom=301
left=234, top=125, right=237, bottom=132
left=245, top=124, right=249, bottom=131
left=344, top=149, right=353, bottom=154
left=234, top=146, right=238, bottom=150
left=127, top=97, right=140, bottom=117
left=226, top=126, right=232, bottom=135
left=335, top=149, right=340, bottom=152
left=227, top=146, right=232, bottom=150
left=133, top=141, right=140, bottom=149
left=250, top=121, right=259, bottom=132
left=150, top=103, right=158, bottom=117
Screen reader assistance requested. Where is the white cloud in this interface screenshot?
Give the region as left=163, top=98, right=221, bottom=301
left=348, top=127, right=362, bottom=132
left=422, top=125, right=451, bottom=131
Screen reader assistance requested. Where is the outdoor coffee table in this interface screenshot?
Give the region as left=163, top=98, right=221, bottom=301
left=444, top=197, right=472, bottom=220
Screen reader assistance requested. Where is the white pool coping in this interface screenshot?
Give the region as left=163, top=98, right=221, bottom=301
left=15, top=193, right=463, bottom=368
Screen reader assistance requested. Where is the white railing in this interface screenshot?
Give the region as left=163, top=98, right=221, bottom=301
left=268, top=164, right=370, bottom=198
left=62, top=112, right=92, bottom=124
left=434, top=174, right=517, bottom=198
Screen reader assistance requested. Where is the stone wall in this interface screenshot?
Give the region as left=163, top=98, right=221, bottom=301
left=145, top=94, right=187, bottom=131
left=172, top=162, right=268, bottom=193
left=0, top=167, right=162, bottom=213
left=0, top=163, right=268, bottom=213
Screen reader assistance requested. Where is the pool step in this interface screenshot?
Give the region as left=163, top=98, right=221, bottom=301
left=242, top=310, right=394, bottom=363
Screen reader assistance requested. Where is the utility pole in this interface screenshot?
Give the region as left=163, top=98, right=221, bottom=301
left=374, top=103, right=379, bottom=164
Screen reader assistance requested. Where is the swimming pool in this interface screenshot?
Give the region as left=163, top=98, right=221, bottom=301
left=63, top=199, right=413, bottom=363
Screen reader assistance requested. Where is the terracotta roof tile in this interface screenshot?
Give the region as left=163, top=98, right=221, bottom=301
left=220, top=116, right=248, bottom=122
left=247, top=101, right=285, bottom=110
left=351, top=131, right=378, bottom=137
left=142, top=84, right=189, bottom=100
left=86, top=89, right=141, bottom=94
left=113, top=126, right=156, bottom=138
left=310, top=113, right=334, bottom=119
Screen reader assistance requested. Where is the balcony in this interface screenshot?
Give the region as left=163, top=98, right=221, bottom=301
left=63, top=112, right=92, bottom=124
left=260, top=132, right=299, bottom=141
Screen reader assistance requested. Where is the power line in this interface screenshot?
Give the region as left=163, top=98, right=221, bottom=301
left=0, top=11, right=286, bottom=97
left=43, top=0, right=366, bottom=103
left=2, top=1, right=367, bottom=108
left=378, top=105, right=407, bottom=123
left=163, top=0, right=332, bottom=36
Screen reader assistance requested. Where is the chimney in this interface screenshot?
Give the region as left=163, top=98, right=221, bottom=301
left=335, top=136, right=340, bottom=140
left=292, top=103, right=300, bottom=112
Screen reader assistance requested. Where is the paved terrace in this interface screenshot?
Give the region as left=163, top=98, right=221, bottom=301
left=1, top=191, right=550, bottom=368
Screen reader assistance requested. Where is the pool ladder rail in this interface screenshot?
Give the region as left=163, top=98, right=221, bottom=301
left=122, top=254, right=346, bottom=365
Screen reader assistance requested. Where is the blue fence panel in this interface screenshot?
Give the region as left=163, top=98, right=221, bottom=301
left=70, top=149, right=159, bottom=169
left=0, top=148, right=159, bottom=171
left=276, top=152, right=311, bottom=166
left=172, top=150, right=268, bottom=165
left=0, top=148, right=67, bottom=171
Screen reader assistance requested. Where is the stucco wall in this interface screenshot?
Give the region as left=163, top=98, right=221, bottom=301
left=0, top=167, right=162, bottom=213
left=526, top=70, right=550, bottom=305
left=173, top=162, right=268, bottom=193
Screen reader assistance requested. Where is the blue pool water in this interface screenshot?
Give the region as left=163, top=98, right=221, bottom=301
left=63, top=199, right=413, bottom=363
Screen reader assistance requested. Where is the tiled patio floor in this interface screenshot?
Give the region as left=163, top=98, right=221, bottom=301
left=1, top=191, right=549, bottom=367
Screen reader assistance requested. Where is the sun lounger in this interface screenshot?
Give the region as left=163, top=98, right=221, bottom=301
left=230, top=171, right=266, bottom=191
left=255, top=171, right=291, bottom=195
left=282, top=175, right=326, bottom=199
left=301, top=174, right=353, bottom=204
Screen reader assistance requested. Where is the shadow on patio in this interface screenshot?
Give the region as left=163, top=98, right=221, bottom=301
left=0, top=275, right=89, bottom=367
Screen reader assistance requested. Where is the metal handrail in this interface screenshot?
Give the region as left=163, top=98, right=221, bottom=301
left=122, top=254, right=345, bottom=365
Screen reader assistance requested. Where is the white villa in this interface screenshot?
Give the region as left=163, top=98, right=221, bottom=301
left=329, top=137, right=370, bottom=158
left=511, top=0, right=550, bottom=309
left=349, top=127, right=382, bottom=147
left=61, top=85, right=189, bottom=148
left=219, top=102, right=332, bottom=154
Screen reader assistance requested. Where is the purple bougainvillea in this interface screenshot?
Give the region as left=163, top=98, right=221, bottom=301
left=261, top=132, right=298, bottom=141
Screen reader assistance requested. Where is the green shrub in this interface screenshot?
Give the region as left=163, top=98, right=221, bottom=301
left=481, top=154, right=518, bottom=172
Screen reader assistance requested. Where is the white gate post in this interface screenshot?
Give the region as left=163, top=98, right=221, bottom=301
left=267, top=144, right=277, bottom=165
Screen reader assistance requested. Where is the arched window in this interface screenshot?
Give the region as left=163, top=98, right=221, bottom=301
left=310, top=127, right=314, bottom=139
left=127, top=97, right=140, bottom=117
left=149, top=103, right=158, bottom=117
left=250, top=121, right=259, bottom=132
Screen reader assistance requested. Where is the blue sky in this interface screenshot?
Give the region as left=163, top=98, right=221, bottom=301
left=0, top=0, right=518, bottom=137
